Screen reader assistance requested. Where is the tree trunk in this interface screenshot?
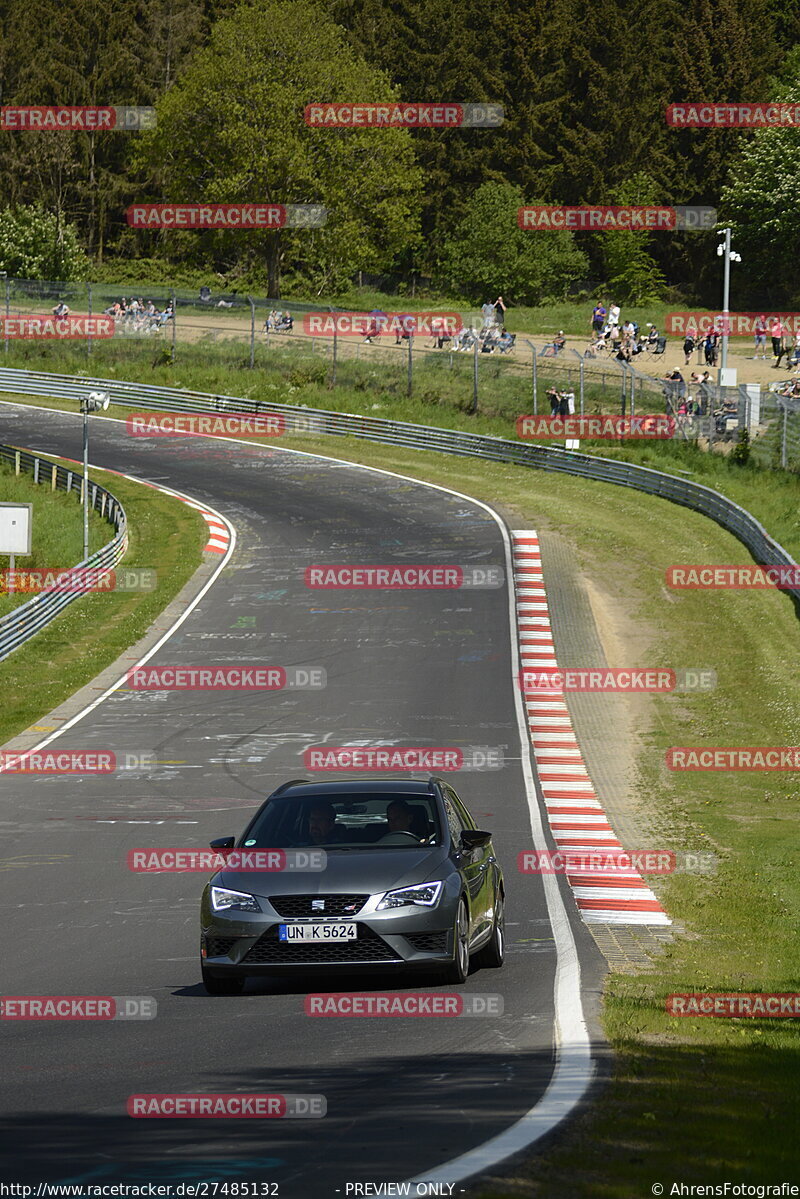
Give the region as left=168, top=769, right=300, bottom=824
left=266, top=233, right=281, bottom=299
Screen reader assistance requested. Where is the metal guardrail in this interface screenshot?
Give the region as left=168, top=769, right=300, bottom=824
left=0, top=441, right=127, bottom=661
left=0, top=366, right=797, bottom=605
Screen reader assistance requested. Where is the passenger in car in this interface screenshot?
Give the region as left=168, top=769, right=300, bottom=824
left=307, top=802, right=347, bottom=845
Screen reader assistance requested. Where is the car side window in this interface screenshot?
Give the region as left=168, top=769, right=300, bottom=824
left=443, top=789, right=467, bottom=844
left=444, top=785, right=477, bottom=831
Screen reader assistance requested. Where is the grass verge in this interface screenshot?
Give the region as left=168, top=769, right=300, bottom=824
left=0, top=451, right=206, bottom=746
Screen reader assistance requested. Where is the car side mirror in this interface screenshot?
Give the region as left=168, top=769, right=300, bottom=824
left=210, top=836, right=235, bottom=850
left=460, top=829, right=491, bottom=850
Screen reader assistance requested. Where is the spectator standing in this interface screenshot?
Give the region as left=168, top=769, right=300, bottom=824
left=683, top=332, right=696, bottom=366
left=493, top=296, right=506, bottom=326
left=753, top=315, right=767, bottom=359
left=480, top=300, right=496, bottom=332
left=704, top=330, right=719, bottom=367
left=591, top=302, right=607, bottom=335
left=607, top=302, right=621, bottom=333
left=547, top=386, right=560, bottom=415
left=771, top=317, right=788, bottom=366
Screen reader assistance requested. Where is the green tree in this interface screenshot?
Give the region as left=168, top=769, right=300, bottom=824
left=600, top=173, right=667, bottom=304
left=0, top=0, right=208, bottom=261
left=437, top=181, right=588, bottom=305
left=0, top=205, right=89, bottom=279
left=720, top=53, right=800, bottom=303
left=133, top=0, right=424, bottom=295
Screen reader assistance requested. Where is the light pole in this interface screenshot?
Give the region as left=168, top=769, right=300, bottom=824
left=716, top=228, right=741, bottom=380
left=79, top=391, right=110, bottom=561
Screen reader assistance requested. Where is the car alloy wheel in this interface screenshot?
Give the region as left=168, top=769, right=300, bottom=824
left=477, top=890, right=505, bottom=968
left=442, top=899, right=470, bottom=985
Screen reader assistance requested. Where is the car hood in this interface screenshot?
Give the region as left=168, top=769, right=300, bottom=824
left=215, top=845, right=449, bottom=898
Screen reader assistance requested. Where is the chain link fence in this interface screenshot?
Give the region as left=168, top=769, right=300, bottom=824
left=1, top=276, right=799, bottom=470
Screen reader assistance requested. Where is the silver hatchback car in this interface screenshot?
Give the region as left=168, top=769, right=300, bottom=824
left=200, top=776, right=505, bottom=994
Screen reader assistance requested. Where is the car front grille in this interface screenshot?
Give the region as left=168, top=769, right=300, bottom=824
left=242, top=926, right=400, bottom=964
left=404, top=932, right=448, bottom=954
left=268, top=894, right=369, bottom=918
left=205, top=936, right=239, bottom=959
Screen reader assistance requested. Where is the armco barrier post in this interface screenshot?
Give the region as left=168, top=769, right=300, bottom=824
left=471, top=338, right=479, bottom=413
left=248, top=296, right=256, bottom=369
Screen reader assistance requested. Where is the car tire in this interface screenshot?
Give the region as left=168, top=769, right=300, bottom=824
left=476, top=890, right=505, bottom=969
left=201, top=964, right=246, bottom=996
left=441, top=899, right=470, bottom=985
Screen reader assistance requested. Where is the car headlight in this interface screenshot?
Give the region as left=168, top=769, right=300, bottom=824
left=376, top=881, right=443, bottom=910
left=210, top=886, right=261, bottom=913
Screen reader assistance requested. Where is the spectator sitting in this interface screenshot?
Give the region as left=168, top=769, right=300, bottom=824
left=481, top=326, right=500, bottom=353
left=498, top=328, right=515, bottom=353
left=394, top=314, right=414, bottom=344
left=430, top=318, right=452, bottom=349
left=586, top=329, right=609, bottom=356
left=552, top=330, right=566, bottom=353
left=276, top=310, right=293, bottom=331
left=52, top=300, right=70, bottom=319
left=454, top=325, right=477, bottom=351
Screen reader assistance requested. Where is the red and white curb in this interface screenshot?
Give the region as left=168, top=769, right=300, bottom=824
left=513, top=529, right=670, bottom=927
left=181, top=501, right=232, bottom=554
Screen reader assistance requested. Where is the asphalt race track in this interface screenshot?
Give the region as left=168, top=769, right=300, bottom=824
left=0, top=405, right=604, bottom=1195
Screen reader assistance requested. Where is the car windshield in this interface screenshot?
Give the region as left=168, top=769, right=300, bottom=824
left=242, top=794, right=442, bottom=850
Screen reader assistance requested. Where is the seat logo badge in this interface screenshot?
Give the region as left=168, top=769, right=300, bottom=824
left=312, top=899, right=325, bottom=911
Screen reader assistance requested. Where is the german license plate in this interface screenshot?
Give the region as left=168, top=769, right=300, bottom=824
left=279, top=922, right=357, bottom=942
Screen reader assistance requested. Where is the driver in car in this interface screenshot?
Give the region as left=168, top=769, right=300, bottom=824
left=386, top=799, right=413, bottom=833
left=386, top=800, right=425, bottom=839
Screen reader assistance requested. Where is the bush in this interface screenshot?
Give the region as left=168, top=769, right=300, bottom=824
left=0, top=205, right=89, bottom=281
left=731, top=427, right=751, bottom=466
